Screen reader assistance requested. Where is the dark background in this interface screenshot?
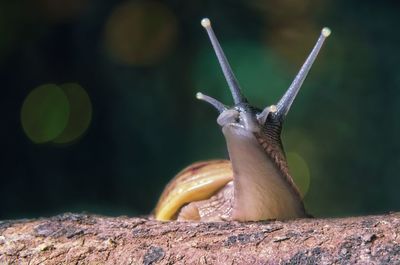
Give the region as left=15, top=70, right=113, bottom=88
left=2, top=0, right=400, bottom=219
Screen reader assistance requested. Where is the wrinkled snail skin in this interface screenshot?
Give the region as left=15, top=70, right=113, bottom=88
left=154, top=18, right=331, bottom=222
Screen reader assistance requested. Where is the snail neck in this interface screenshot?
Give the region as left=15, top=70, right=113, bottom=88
left=222, top=125, right=306, bottom=221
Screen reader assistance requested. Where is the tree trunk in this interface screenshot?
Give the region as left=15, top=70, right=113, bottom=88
left=0, top=212, right=399, bottom=264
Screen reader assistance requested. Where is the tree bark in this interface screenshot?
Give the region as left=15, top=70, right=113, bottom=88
left=0, top=213, right=399, bottom=264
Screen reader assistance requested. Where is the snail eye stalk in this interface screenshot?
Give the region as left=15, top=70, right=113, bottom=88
left=275, top=27, right=331, bottom=121
left=196, top=92, right=227, bottom=113
left=200, top=18, right=247, bottom=105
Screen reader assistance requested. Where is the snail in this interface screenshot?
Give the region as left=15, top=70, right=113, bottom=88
left=155, top=18, right=331, bottom=222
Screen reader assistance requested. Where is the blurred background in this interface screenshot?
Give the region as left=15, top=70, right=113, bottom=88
left=2, top=0, right=400, bottom=220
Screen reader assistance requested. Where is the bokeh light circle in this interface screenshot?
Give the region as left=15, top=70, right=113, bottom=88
left=21, top=84, right=69, bottom=143
left=287, top=152, right=311, bottom=198
left=53, top=83, right=92, bottom=144
left=105, top=1, right=177, bottom=65
left=36, top=0, right=89, bottom=22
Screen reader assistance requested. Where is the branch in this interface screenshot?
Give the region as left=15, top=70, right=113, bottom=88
left=0, top=213, right=399, bottom=264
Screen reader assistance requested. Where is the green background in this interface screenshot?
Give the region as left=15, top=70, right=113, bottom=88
left=2, top=0, right=400, bottom=219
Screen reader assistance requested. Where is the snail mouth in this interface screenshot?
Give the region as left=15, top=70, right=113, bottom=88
left=224, top=123, right=245, bottom=130
left=222, top=123, right=253, bottom=139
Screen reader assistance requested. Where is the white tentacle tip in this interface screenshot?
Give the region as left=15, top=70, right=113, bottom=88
left=201, top=18, right=211, bottom=28
left=196, top=92, right=204, bottom=99
left=270, top=105, right=277, bottom=113
left=321, top=27, right=331, bottom=37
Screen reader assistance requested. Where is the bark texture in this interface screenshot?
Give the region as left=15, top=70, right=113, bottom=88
left=0, top=212, right=399, bottom=264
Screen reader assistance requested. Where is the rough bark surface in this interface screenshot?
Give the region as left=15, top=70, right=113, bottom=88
left=0, top=213, right=399, bottom=264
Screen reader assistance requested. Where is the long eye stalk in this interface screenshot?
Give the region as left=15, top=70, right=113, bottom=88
left=197, top=19, right=331, bottom=120
left=201, top=18, right=247, bottom=105
left=275, top=27, right=331, bottom=120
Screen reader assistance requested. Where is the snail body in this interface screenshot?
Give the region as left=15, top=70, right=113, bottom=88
left=155, top=19, right=331, bottom=222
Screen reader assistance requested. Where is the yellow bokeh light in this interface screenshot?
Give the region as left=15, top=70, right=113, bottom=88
left=21, top=84, right=69, bottom=143
left=265, top=23, right=321, bottom=65
left=53, top=83, right=92, bottom=144
left=287, top=152, right=311, bottom=198
left=36, top=0, right=89, bottom=22
left=104, top=1, right=178, bottom=65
